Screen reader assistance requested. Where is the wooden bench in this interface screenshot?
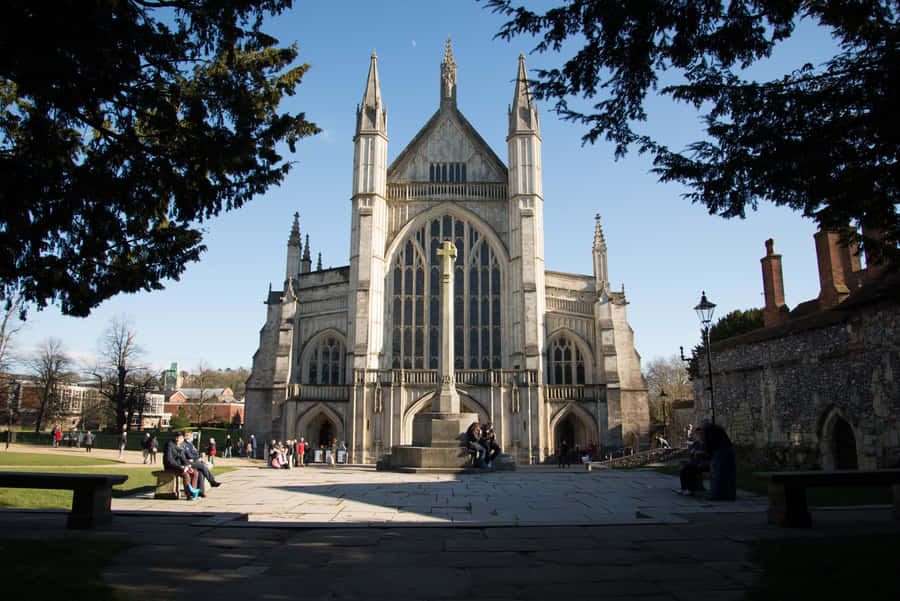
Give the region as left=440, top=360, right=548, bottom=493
left=151, top=470, right=182, bottom=499
left=0, top=472, right=128, bottom=529
left=753, top=469, right=900, bottom=527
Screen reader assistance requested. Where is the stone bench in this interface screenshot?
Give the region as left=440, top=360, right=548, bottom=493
left=0, top=471, right=128, bottom=529
left=753, top=469, right=900, bottom=527
left=151, top=470, right=183, bottom=499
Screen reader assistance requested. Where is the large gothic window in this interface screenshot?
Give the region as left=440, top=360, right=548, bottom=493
left=306, top=336, right=345, bottom=385
left=391, top=215, right=502, bottom=370
left=549, top=337, right=585, bottom=385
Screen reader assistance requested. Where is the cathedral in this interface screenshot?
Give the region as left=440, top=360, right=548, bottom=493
left=244, top=42, right=650, bottom=464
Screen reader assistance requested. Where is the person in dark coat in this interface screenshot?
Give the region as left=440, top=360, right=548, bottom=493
left=182, top=431, right=222, bottom=496
left=697, top=421, right=736, bottom=501
left=466, top=422, right=485, bottom=466
left=163, top=432, right=199, bottom=500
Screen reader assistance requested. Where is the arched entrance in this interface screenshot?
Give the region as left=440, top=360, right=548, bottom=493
left=833, top=418, right=858, bottom=470
left=294, top=403, right=344, bottom=451
left=549, top=403, right=596, bottom=453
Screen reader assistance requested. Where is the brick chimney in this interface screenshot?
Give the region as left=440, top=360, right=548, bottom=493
left=760, top=238, right=789, bottom=327
left=814, top=229, right=853, bottom=309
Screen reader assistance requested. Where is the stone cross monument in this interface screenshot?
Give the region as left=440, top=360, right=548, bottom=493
left=435, top=240, right=460, bottom=413
left=388, top=239, right=478, bottom=469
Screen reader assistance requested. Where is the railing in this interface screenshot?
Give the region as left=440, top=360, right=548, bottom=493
left=286, top=385, right=351, bottom=401
left=387, top=182, right=508, bottom=201
left=350, top=368, right=539, bottom=387
left=544, top=385, right=606, bottom=401
left=546, top=296, right=594, bottom=315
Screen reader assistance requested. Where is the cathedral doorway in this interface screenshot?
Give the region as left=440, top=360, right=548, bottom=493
left=294, top=403, right=344, bottom=452
left=553, top=413, right=589, bottom=451
left=832, top=418, right=858, bottom=470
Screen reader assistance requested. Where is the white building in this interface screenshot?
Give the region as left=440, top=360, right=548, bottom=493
left=245, top=42, right=649, bottom=463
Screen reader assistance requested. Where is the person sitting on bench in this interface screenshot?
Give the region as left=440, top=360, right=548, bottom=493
left=676, top=438, right=709, bottom=496
left=163, top=431, right=200, bottom=501
left=182, top=431, right=222, bottom=496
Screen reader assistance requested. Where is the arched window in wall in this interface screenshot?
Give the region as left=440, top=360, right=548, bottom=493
left=549, top=336, right=585, bottom=385
left=306, top=336, right=345, bottom=385
left=391, top=215, right=502, bottom=370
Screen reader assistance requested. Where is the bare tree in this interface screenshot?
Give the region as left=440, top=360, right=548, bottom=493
left=0, top=295, right=25, bottom=375
left=194, top=360, right=210, bottom=426
left=644, top=355, right=694, bottom=427
left=95, top=316, right=143, bottom=430
left=26, top=338, right=72, bottom=432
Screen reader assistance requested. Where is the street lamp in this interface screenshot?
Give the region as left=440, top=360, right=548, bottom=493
left=693, top=291, right=717, bottom=424
left=659, top=389, right=669, bottom=440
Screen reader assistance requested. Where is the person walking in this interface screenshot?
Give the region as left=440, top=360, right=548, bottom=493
left=83, top=430, right=93, bottom=453
left=224, top=434, right=232, bottom=459
left=118, top=424, right=127, bottom=460
left=55, top=426, right=62, bottom=448
left=206, top=438, right=216, bottom=467
left=150, top=435, right=159, bottom=464
left=141, top=432, right=152, bottom=464
left=558, top=440, right=570, bottom=468
left=250, top=434, right=257, bottom=459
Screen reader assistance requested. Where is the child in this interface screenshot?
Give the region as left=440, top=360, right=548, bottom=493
left=206, top=438, right=217, bottom=466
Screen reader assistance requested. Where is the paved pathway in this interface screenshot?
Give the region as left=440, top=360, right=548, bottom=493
left=115, top=465, right=767, bottom=527
left=2, top=447, right=899, bottom=600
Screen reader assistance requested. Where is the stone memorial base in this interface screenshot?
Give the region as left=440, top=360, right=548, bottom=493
left=389, top=411, right=478, bottom=470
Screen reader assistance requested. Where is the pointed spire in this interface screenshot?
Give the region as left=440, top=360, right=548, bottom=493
left=303, top=234, right=311, bottom=261
left=356, top=52, right=386, bottom=135
left=301, top=234, right=312, bottom=274
left=509, top=53, right=539, bottom=134
left=288, top=212, right=301, bottom=246
left=593, top=214, right=606, bottom=250
left=440, top=37, right=457, bottom=107
left=317, top=253, right=323, bottom=271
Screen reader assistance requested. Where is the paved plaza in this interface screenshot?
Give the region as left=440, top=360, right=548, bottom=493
left=2, top=448, right=899, bottom=600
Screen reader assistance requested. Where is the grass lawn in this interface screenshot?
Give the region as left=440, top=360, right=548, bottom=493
left=0, top=451, right=121, bottom=467
left=652, top=464, right=892, bottom=506
left=0, top=539, right=133, bottom=601
left=747, top=535, right=899, bottom=601
left=0, top=465, right=237, bottom=509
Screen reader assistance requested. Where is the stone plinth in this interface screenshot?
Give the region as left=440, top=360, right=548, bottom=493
left=391, top=411, right=478, bottom=469
left=412, top=412, right=478, bottom=447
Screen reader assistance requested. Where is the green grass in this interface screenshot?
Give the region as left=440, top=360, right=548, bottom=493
left=0, top=451, right=120, bottom=466
left=746, top=535, right=899, bottom=601
left=652, top=464, right=892, bottom=506
left=0, top=465, right=237, bottom=509
left=0, top=539, right=133, bottom=601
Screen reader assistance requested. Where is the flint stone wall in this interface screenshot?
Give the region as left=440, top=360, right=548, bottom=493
left=694, top=300, right=900, bottom=469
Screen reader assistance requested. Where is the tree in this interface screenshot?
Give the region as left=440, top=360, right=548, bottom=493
left=95, top=316, right=143, bottom=430
left=193, top=360, right=210, bottom=425
left=170, top=407, right=191, bottom=431
left=687, top=307, right=765, bottom=378
left=486, top=0, right=900, bottom=265
left=644, top=354, right=693, bottom=426
left=0, top=295, right=24, bottom=376
left=1, top=1, right=320, bottom=317
left=25, top=338, right=72, bottom=432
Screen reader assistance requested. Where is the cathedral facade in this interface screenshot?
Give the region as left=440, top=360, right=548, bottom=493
left=244, top=43, right=650, bottom=464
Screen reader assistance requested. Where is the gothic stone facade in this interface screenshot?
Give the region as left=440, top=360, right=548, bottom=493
left=245, top=44, right=650, bottom=464
left=693, top=234, right=900, bottom=470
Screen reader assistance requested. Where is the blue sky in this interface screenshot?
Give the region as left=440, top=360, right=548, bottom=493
left=13, top=1, right=837, bottom=376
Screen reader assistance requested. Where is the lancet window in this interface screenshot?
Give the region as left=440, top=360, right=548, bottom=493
left=390, top=214, right=502, bottom=370
left=549, top=336, right=585, bottom=385
left=305, top=336, right=345, bottom=385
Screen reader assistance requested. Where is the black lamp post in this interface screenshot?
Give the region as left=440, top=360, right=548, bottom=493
left=659, top=389, right=669, bottom=440
left=693, top=291, right=717, bottom=424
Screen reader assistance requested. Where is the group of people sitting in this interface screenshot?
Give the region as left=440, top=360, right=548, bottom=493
left=465, top=421, right=501, bottom=468
left=676, top=420, right=736, bottom=501
left=162, top=430, right=223, bottom=500
left=268, top=439, right=306, bottom=469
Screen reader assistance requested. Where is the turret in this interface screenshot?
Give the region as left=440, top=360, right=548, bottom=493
left=593, top=214, right=609, bottom=294
left=349, top=52, right=390, bottom=371
left=506, top=53, right=546, bottom=374
left=285, top=212, right=301, bottom=281
left=301, top=234, right=312, bottom=274
left=440, top=37, right=457, bottom=108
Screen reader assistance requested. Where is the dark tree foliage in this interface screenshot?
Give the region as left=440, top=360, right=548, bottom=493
left=687, top=307, right=764, bottom=378
left=0, top=1, right=320, bottom=316
left=485, top=0, right=900, bottom=266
